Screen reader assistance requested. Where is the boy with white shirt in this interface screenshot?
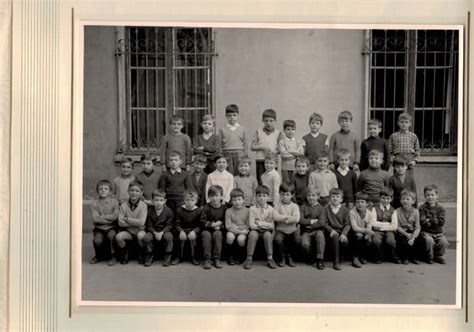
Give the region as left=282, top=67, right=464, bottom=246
left=303, top=113, right=329, bottom=173
left=205, top=154, right=234, bottom=204
left=308, top=152, right=338, bottom=206
left=279, top=119, right=305, bottom=183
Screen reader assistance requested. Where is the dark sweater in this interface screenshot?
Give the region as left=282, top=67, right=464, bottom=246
left=175, top=206, right=202, bottom=233
left=358, top=168, right=390, bottom=197
left=291, top=172, right=309, bottom=205
left=188, top=171, right=208, bottom=206
left=193, top=134, right=222, bottom=163
left=360, top=136, right=390, bottom=171
left=158, top=169, right=192, bottom=196
left=323, top=205, right=351, bottom=236
left=145, top=206, right=173, bottom=233
left=303, top=133, right=328, bottom=164
left=419, top=202, right=446, bottom=234
left=334, top=169, right=358, bottom=203
left=135, top=169, right=161, bottom=200
left=374, top=205, right=395, bottom=223
left=299, top=203, right=326, bottom=233
left=200, top=203, right=227, bottom=232
left=389, top=174, right=417, bottom=208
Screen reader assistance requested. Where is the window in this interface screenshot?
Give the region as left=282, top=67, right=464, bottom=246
left=116, top=27, right=215, bottom=153
left=365, top=30, right=459, bottom=155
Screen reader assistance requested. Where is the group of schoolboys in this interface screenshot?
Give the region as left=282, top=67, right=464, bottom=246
left=89, top=105, right=449, bottom=271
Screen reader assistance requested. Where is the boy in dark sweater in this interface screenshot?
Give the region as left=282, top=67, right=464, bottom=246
left=201, top=185, right=227, bottom=269
left=328, top=110, right=360, bottom=172
left=188, top=154, right=208, bottom=206
left=134, top=154, right=161, bottom=205
left=193, top=114, right=222, bottom=174
left=303, top=113, right=329, bottom=173
left=160, top=115, right=193, bottom=171
left=419, top=184, right=448, bottom=264
left=291, top=157, right=310, bottom=205
left=323, top=188, right=351, bottom=270
left=174, top=190, right=202, bottom=265
left=142, top=190, right=174, bottom=267
left=360, top=119, right=390, bottom=171
left=333, top=148, right=358, bottom=209
left=389, top=154, right=417, bottom=208
left=358, top=149, right=390, bottom=203
left=158, top=151, right=192, bottom=211
left=299, top=186, right=326, bottom=269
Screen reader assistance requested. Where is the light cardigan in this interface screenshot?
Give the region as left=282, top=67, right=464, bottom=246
left=205, top=169, right=234, bottom=203
left=118, top=200, right=148, bottom=234
left=274, top=202, right=300, bottom=234
left=349, top=208, right=376, bottom=234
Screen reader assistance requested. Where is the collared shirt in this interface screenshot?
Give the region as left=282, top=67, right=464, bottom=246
left=169, top=167, right=182, bottom=175
left=226, top=122, right=240, bottom=131
left=128, top=199, right=140, bottom=211
left=379, top=204, right=390, bottom=213
left=388, top=131, right=421, bottom=159
left=337, top=166, right=349, bottom=176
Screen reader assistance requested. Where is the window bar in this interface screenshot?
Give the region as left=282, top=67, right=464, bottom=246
left=392, top=31, right=398, bottom=137
left=440, top=30, right=448, bottom=151
left=421, top=31, right=427, bottom=151
left=155, top=28, right=160, bottom=148
left=127, top=28, right=132, bottom=149
left=145, top=30, right=150, bottom=148
left=382, top=30, right=387, bottom=134
left=372, top=32, right=377, bottom=131
left=431, top=36, right=437, bottom=152
left=135, top=28, right=141, bottom=148
left=194, top=28, right=199, bottom=139
left=446, top=31, right=455, bottom=152
left=184, top=31, right=188, bottom=134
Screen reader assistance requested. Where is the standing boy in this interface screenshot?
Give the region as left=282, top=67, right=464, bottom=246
left=279, top=119, right=305, bottom=183
left=160, top=115, right=193, bottom=171
left=219, top=104, right=249, bottom=175
left=358, top=150, right=391, bottom=203
left=225, top=188, right=250, bottom=265
left=333, top=148, right=358, bottom=209
left=291, top=157, right=310, bottom=205
left=193, top=114, right=222, bottom=174
left=135, top=154, right=161, bottom=205
left=158, top=151, right=192, bottom=211
left=303, top=113, right=329, bottom=173
left=113, top=157, right=135, bottom=205
left=360, top=119, right=390, bottom=171
left=328, top=110, right=361, bottom=171
left=188, top=154, right=208, bottom=206
left=233, top=156, right=259, bottom=207
left=260, top=152, right=282, bottom=206
left=251, top=109, right=282, bottom=183
left=308, top=152, right=338, bottom=206
left=205, top=154, right=234, bottom=204
left=389, top=154, right=417, bottom=208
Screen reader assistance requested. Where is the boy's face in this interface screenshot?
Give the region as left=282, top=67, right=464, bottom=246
left=142, top=160, right=154, bottom=172
left=216, top=157, right=228, bottom=172
left=309, top=119, right=322, bottom=133
left=256, top=193, right=269, bottom=206
left=201, top=120, right=214, bottom=133
left=152, top=196, right=166, bottom=210
left=193, top=161, right=206, bottom=173
left=184, top=195, right=198, bottom=209
left=398, top=118, right=411, bottom=131
left=128, top=186, right=143, bottom=201
left=330, top=193, right=343, bottom=206
left=265, top=159, right=276, bottom=172
left=355, top=199, right=367, bottom=211
left=296, top=161, right=308, bottom=175
left=226, top=112, right=239, bottom=125
left=380, top=195, right=392, bottom=207
left=368, top=124, right=381, bottom=137
left=209, top=193, right=223, bottom=206
left=97, top=184, right=111, bottom=198
left=338, top=155, right=350, bottom=169
left=401, top=195, right=414, bottom=208
left=284, top=126, right=295, bottom=139
left=121, top=162, right=133, bottom=176
left=425, top=190, right=438, bottom=206
left=280, top=191, right=293, bottom=204
left=171, top=120, right=184, bottom=134
left=238, top=162, right=250, bottom=175
left=262, top=117, right=275, bottom=130
left=368, top=154, right=382, bottom=169
left=306, top=192, right=319, bottom=206
left=317, top=157, right=329, bottom=171
left=339, top=118, right=352, bottom=131
left=168, top=155, right=182, bottom=170
left=231, top=196, right=244, bottom=208
left=394, top=163, right=407, bottom=176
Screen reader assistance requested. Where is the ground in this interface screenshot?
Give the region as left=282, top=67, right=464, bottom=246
left=81, top=235, right=457, bottom=304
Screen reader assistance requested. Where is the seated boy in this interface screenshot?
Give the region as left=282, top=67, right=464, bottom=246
left=334, top=148, right=358, bottom=209
left=135, top=154, right=161, bottom=205
left=233, top=156, right=258, bottom=207
left=308, top=151, right=338, bottom=206
left=291, top=157, right=310, bottom=205
left=360, top=119, right=390, bottom=171
left=244, top=185, right=288, bottom=269
left=201, top=185, right=227, bottom=269
left=393, top=189, right=421, bottom=264
left=115, top=181, right=148, bottom=264
left=158, top=151, right=192, bottom=211
left=142, top=190, right=174, bottom=267
left=389, top=154, right=417, bottom=208
left=225, top=188, right=250, bottom=265
left=279, top=119, right=305, bottom=183
left=260, top=152, right=282, bottom=206
left=299, top=187, right=326, bottom=270
left=419, top=184, right=448, bottom=264
left=358, top=150, right=391, bottom=203
left=206, top=154, right=234, bottom=204
left=349, top=192, right=376, bottom=268
left=323, top=188, right=351, bottom=270
left=89, top=179, right=119, bottom=266
left=188, top=154, right=208, bottom=206
left=372, top=187, right=399, bottom=263
left=274, top=183, right=301, bottom=267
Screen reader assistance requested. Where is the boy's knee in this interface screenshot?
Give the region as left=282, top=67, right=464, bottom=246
left=106, top=230, right=116, bottom=241
left=137, top=231, right=146, bottom=241
left=263, top=232, right=272, bottom=241
left=424, top=234, right=435, bottom=246
left=355, top=232, right=364, bottom=240
left=213, top=230, right=222, bottom=241
left=438, top=236, right=449, bottom=248
left=248, top=231, right=259, bottom=241
left=93, top=234, right=104, bottom=246
left=236, top=235, right=246, bottom=247
left=163, top=232, right=173, bottom=242
left=226, top=232, right=236, bottom=244
left=143, top=233, right=153, bottom=243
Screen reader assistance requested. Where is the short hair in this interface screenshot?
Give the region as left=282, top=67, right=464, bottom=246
left=151, top=189, right=166, bottom=199
left=213, top=153, right=227, bottom=163
left=424, top=184, right=439, bottom=195
left=96, top=179, right=112, bottom=192
left=169, top=115, right=184, bottom=124
left=255, top=185, right=270, bottom=196
left=128, top=181, right=143, bottom=191
left=368, top=149, right=383, bottom=158
left=169, top=151, right=182, bottom=160
left=295, top=156, right=309, bottom=166
left=379, top=187, right=394, bottom=198
left=264, top=151, right=278, bottom=162
left=208, top=185, right=224, bottom=197
left=392, top=154, right=408, bottom=166
left=120, top=157, right=134, bottom=166
left=141, top=153, right=155, bottom=162
left=262, top=108, right=277, bottom=120
left=400, top=189, right=416, bottom=200
left=398, top=112, right=412, bottom=122
left=201, top=114, right=215, bottom=123
left=354, top=191, right=369, bottom=202
left=230, top=188, right=245, bottom=199
left=283, top=119, right=296, bottom=129
left=225, top=104, right=239, bottom=114
left=338, top=110, right=353, bottom=121
left=305, top=186, right=320, bottom=197
left=336, top=148, right=351, bottom=160
left=238, top=156, right=252, bottom=166
left=316, top=151, right=329, bottom=160
left=368, top=118, right=383, bottom=129
left=329, top=188, right=344, bottom=196
left=279, top=182, right=295, bottom=194
left=309, top=112, right=324, bottom=125
left=183, top=190, right=199, bottom=200
left=193, top=154, right=208, bottom=164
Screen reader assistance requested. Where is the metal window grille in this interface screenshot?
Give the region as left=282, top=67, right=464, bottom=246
left=117, top=27, right=215, bottom=152
left=364, top=30, right=458, bottom=155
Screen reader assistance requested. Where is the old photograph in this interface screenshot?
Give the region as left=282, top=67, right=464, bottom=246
left=80, top=25, right=461, bottom=305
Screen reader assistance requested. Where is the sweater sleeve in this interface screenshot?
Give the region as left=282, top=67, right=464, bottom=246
left=353, top=135, right=361, bottom=164
left=413, top=210, right=421, bottom=238
left=185, top=135, right=193, bottom=165
left=204, top=175, right=212, bottom=203
left=162, top=209, right=173, bottom=233
left=145, top=208, right=156, bottom=233
left=175, top=210, right=183, bottom=233
left=433, top=206, right=446, bottom=226
left=249, top=208, right=258, bottom=230
left=126, top=203, right=147, bottom=228
left=118, top=204, right=128, bottom=228
left=328, top=134, right=336, bottom=163
left=342, top=210, right=351, bottom=236
left=383, top=140, right=391, bottom=171
left=225, top=209, right=238, bottom=234
left=279, top=140, right=293, bottom=160
left=413, top=134, right=421, bottom=160
left=395, top=211, right=409, bottom=237
left=91, top=201, right=106, bottom=224
left=323, top=209, right=334, bottom=233
left=288, top=204, right=300, bottom=224
left=200, top=205, right=212, bottom=229
left=350, top=209, right=367, bottom=233
left=352, top=171, right=358, bottom=195
left=159, top=135, right=168, bottom=165
left=272, top=173, right=281, bottom=204
left=299, top=205, right=312, bottom=226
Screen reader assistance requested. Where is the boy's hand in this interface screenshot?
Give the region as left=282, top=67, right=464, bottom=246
left=352, top=164, right=360, bottom=172
left=330, top=230, right=338, bottom=238
left=179, top=231, right=187, bottom=241
left=188, top=231, right=197, bottom=241
left=155, top=231, right=164, bottom=241
left=339, top=234, right=348, bottom=243
left=408, top=238, right=415, bottom=246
